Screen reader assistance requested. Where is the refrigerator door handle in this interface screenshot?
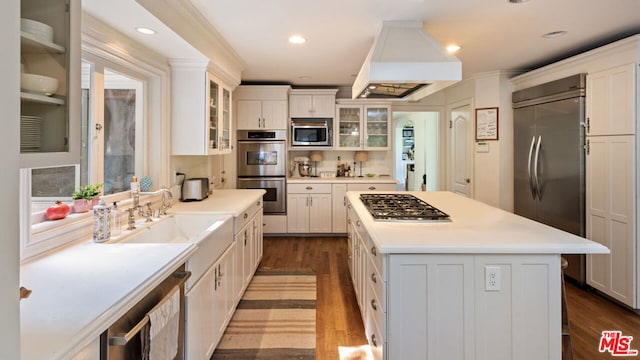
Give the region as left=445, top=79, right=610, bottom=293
left=533, top=135, right=542, bottom=200
left=527, top=136, right=537, bottom=199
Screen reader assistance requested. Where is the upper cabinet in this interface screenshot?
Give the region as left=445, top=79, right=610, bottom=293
left=171, top=60, right=233, bottom=155
left=289, top=89, right=338, bottom=118
left=235, top=85, right=291, bottom=130
left=20, top=0, right=81, bottom=168
left=335, top=101, right=391, bottom=151
left=586, top=63, right=637, bottom=136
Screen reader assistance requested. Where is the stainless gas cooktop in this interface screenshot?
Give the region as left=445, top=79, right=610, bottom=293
left=359, top=193, right=450, bottom=221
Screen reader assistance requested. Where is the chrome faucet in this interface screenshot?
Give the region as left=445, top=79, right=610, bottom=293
left=126, top=207, right=137, bottom=230
left=159, top=187, right=173, bottom=215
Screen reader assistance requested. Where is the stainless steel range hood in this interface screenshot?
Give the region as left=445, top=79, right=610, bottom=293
left=352, top=21, right=462, bottom=101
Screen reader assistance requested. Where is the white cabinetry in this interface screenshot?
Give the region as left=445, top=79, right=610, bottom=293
left=336, top=101, right=391, bottom=150
left=331, top=184, right=348, bottom=233
left=20, top=0, right=81, bottom=168
left=586, top=135, right=637, bottom=307
left=184, top=215, right=234, bottom=360
left=235, top=85, right=291, bottom=130
left=586, top=63, right=636, bottom=136
left=585, top=61, right=639, bottom=309
left=213, top=244, right=236, bottom=338
left=186, top=243, right=236, bottom=360
left=289, top=89, right=337, bottom=118
left=233, top=200, right=264, bottom=303
left=171, top=60, right=233, bottom=155
left=287, top=183, right=332, bottom=233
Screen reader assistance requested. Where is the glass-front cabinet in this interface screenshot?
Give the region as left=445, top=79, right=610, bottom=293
left=335, top=101, right=391, bottom=150
left=171, top=60, right=233, bottom=155
left=20, top=0, right=80, bottom=168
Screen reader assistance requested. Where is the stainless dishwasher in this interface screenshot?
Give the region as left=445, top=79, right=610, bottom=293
left=100, top=265, right=191, bottom=360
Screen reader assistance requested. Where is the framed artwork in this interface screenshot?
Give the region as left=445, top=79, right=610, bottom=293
left=475, top=107, right=499, bottom=141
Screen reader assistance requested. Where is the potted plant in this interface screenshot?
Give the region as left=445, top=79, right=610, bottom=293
left=72, top=183, right=103, bottom=213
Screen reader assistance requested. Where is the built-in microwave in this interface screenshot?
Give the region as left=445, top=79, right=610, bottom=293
left=290, top=118, right=332, bottom=147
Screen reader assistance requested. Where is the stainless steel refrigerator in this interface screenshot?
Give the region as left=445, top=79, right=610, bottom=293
left=512, top=74, right=586, bottom=283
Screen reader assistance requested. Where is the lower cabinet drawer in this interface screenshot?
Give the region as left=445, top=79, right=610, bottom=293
left=364, top=300, right=385, bottom=360
left=367, top=278, right=385, bottom=334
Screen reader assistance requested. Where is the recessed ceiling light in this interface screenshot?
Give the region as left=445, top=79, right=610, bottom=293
left=446, top=44, right=461, bottom=53
left=542, top=30, right=568, bottom=39
left=509, top=0, right=530, bottom=3
left=136, top=27, right=156, bottom=35
left=298, top=75, right=312, bottom=80
left=289, top=35, right=306, bottom=44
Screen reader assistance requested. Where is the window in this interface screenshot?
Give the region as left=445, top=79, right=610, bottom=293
left=20, top=35, right=169, bottom=261
left=83, top=62, right=145, bottom=194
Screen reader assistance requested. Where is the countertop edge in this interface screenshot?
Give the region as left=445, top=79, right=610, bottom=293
left=347, top=191, right=610, bottom=255
left=55, top=244, right=197, bottom=360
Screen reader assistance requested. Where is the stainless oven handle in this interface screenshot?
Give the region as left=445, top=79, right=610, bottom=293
left=237, top=177, right=286, bottom=182
left=109, top=271, right=191, bottom=346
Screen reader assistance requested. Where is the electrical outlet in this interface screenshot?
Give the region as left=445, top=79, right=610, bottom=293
left=485, top=266, right=501, bottom=291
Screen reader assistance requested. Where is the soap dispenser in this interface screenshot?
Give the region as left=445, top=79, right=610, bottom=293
left=93, top=198, right=111, bottom=243
left=111, top=201, right=121, bottom=236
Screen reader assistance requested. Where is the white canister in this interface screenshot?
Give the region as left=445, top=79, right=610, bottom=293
left=93, top=198, right=111, bottom=242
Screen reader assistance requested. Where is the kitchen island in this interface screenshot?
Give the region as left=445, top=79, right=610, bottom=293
left=346, top=191, right=608, bottom=360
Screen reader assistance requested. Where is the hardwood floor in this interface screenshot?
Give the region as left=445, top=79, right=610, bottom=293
left=565, top=281, right=640, bottom=359
left=259, top=236, right=367, bottom=359
left=259, top=236, right=640, bottom=360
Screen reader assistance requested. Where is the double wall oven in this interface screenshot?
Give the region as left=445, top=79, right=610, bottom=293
left=237, top=130, right=287, bottom=214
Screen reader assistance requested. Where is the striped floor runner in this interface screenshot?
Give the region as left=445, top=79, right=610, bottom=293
left=212, top=270, right=316, bottom=359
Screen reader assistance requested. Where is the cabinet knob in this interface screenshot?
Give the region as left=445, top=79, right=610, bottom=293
left=371, top=334, right=378, bottom=347
left=368, top=186, right=376, bottom=190
left=244, top=213, right=248, bottom=219
left=371, top=246, right=377, bottom=256
left=356, top=220, right=361, bottom=227
left=306, top=186, right=313, bottom=190
left=371, top=299, right=378, bottom=311
left=256, top=200, right=261, bottom=206
left=371, top=273, right=377, bottom=283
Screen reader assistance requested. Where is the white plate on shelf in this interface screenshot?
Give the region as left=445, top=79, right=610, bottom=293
left=20, top=18, right=54, bottom=43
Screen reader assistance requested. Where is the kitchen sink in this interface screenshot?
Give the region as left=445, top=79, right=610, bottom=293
left=109, top=212, right=235, bottom=290
left=111, top=213, right=232, bottom=245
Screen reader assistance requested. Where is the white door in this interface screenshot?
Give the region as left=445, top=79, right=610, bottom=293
left=450, top=102, right=473, bottom=197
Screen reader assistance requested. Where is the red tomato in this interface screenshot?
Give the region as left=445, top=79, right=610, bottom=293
left=45, top=200, right=70, bottom=220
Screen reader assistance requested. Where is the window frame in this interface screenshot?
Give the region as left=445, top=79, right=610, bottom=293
left=19, top=27, right=171, bottom=262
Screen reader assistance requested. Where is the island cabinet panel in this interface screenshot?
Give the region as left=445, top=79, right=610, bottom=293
left=386, top=254, right=562, bottom=360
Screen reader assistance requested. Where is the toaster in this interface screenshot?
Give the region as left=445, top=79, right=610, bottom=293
left=181, top=178, right=209, bottom=201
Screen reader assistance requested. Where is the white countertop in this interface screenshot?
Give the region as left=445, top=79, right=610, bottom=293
left=347, top=191, right=610, bottom=255
left=172, top=189, right=265, bottom=215
left=20, top=241, right=196, bottom=360
left=20, top=190, right=266, bottom=359
left=287, top=176, right=397, bottom=184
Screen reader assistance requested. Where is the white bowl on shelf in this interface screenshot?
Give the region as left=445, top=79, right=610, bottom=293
left=20, top=18, right=54, bottom=42
left=21, top=73, right=59, bottom=96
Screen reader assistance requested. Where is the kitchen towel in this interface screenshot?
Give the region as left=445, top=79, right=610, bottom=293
left=143, top=286, right=180, bottom=360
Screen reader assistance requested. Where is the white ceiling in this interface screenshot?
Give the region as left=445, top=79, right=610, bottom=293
left=83, top=0, right=640, bottom=88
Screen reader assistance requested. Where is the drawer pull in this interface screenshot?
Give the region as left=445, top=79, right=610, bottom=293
left=371, top=299, right=378, bottom=311
left=306, top=186, right=313, bottom=190
left=368, top=186, right=376, bottom=190
left=371, top=246, right=377, bottom=256
left=371, top=273, right=377, bottom=283
left=371, top=334, right=378, bottom=347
